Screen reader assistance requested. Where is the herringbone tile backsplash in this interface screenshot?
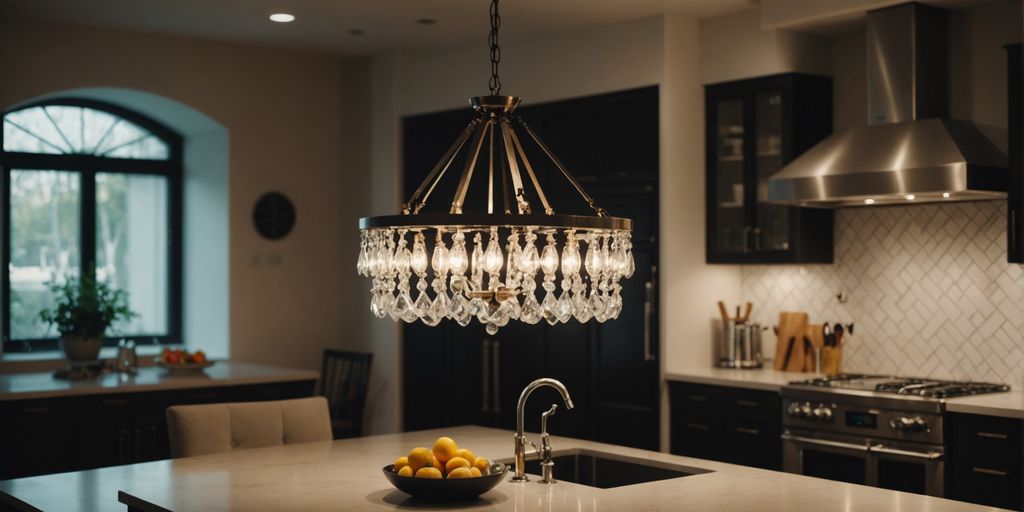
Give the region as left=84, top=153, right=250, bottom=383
left=742, top=200, right=1024, bottom=385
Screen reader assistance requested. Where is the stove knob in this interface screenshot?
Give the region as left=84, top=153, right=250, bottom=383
left=799, top=402, right=813, bottom=419
left=786, top=402, right=802, bottom=418
left=812, top=405, right=833, bottom=421
left=890, top=416, right=928, bottom=432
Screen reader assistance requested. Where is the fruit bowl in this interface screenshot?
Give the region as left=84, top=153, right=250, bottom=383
left=382, top=463, right=509, bottom=500
left=157, top=361, right=215, bottom=374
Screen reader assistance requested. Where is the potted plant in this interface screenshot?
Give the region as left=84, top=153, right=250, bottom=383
left=39, top=271, right=136, bottom=365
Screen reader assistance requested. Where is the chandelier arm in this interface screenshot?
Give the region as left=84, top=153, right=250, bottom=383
left=516, top=117, right=608, bottom=217
left=488, top=115, right=495, bottom=214
left=406, top=117, right=481, bottom=214
left=499, top=119, right=531, bottom=214
left=450, top=118, right=492, bottom=214
left=509, top=125, right=553, bottom=215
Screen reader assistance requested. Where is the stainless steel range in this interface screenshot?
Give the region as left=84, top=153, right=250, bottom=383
left=781, top=374, right=1010, bottom=497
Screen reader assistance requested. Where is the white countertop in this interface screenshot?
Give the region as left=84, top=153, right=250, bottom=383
left=0, top=425, right=1006, bottom=512
left=946, top=391, right=1024, bottom=419
left=0, top=361, right=318, bottom=401
left=666, top=366, right=821, bottom=391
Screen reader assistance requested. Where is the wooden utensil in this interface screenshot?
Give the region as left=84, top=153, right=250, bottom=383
left=740, top=302, right=752, bottom=323
left=773, top=311, right=808, bottom=371
left=717, top=301, right=730, bottom=324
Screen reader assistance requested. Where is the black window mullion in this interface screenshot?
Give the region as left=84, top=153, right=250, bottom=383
left=81, top=169, right=96, bottom=280
left=2, top=167, right=10, bottom=348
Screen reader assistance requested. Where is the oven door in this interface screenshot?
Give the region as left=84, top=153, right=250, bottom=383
left=782, top=430, right=945, bottom=497
left=783, top=430, right=871, bottom=486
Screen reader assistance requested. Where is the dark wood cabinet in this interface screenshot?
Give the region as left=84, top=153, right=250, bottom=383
left=0, top=379, right=315, bottom=480
left=1008, top=44, right=1022, bottom=263
left=401, top=87, right=660, bottom=450
left=705, top=73, right=834, bottom=264
left=946, top=412, right=1023, bottom=510
left=669, top=381, right=781, bottom=470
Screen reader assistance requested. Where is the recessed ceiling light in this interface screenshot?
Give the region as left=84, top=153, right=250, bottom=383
left=905, top=194, right=916, bottom=200
left=415, top=18, right=437, bottom=25
left=269, top=13, right=295, bottom=23
left=864, top=198, right=875, bottom=205
left=348, top=29, right=365, bottom=36
left=942, top=192, right=951, bottom=198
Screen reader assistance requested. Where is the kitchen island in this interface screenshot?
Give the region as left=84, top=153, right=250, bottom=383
left=0, top=425, right=1009, bottom=511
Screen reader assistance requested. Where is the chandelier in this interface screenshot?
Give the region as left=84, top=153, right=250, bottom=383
left=357, top=0, right=634, bottom=334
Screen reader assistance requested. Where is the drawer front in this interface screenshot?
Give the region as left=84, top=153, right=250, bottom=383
left=722, top=414, right=782, bottom=470
left=950, top=412, right=1022, bottom=455
left=671, top=410, right=723, bottom=461
left=721, top=387, right=779, bottom=418
left=670, top=382, right=721, bottom=412
left=950, top=452, right=1022, bottom=510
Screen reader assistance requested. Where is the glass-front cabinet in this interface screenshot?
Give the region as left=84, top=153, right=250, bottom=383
left=706, top=73, right=834, bottom=263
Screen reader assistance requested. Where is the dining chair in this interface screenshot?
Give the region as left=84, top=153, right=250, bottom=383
left=319, top=349, right=373, bottom=439
left=165, top=396, right=331, bottom=458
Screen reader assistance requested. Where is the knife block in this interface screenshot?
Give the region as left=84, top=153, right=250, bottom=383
left=820, top=346, right=842, bottom=375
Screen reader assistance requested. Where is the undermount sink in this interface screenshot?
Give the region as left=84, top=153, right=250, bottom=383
left=513, top=448, right=712, bottom=489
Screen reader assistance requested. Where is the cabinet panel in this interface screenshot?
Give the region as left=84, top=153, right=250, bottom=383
left=949, top=451, right=1022, bottom=510
left=1008, top=44, right=1022, bottom=263
left=705, top=73, right=833, bottom=264
left=722, top=414, right=781, bottom=470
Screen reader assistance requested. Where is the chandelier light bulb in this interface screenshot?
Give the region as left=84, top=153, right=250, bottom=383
left=540, top=236, right=560, bottom=276
left=484, top=231, right=504, bottom=274
left=411, top=234, right=429, bottom=275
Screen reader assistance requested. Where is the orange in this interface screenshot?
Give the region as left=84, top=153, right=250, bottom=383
left=432, top=456, right=445, bottom=474
left=447, top=467, right=473, bottom=479
left=397, top=466, right=413, bottom=477
left=407, top=447, right=433, bottom=472
left=455, top=448, right=476, bottom=465
left=432, top=437, right=458, bottom=464
left=445, top=456, right=470, bottom=474
left=415, top=467, right=443, bottom=479
left=472, top=457, right=490, bottom=475
left=394, top=456, right=409, bottom=472
left=469, top=467, right=482, bottom=477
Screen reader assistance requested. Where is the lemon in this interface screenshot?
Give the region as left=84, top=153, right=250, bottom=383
left=432, top=456, right=445, bottom=474
left=408, top=447, right=433, bottom=472
left=472, top=457, right=490, bottom=475
left=447, top=467, right=473, bottom=479
left=397, top=466, right=414, bottom=477
left=455, top=448, right=477, bottom=465
left=469, top=467, right=482, bottom=477
left=445, top=456, right=470, bottom=473
left=394, top=456, right=409, bottom=472
left=432, top=437, right=458, bottom=464
left=415, top=467, right=443, bottom=479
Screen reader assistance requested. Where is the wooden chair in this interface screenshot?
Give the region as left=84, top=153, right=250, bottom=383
left=320, top=349, right=373, bottom=439
left=165, top=397, right=331, bottom=458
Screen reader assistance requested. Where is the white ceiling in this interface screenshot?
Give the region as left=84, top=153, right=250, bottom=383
left=0, top=0, right=757, bottom=57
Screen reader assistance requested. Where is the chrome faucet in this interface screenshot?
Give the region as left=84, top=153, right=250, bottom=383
left=512, top=378, right=574, bottom=482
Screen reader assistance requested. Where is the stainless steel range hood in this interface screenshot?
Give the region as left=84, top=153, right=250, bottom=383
left=768, top=3, right=1007, bottom=208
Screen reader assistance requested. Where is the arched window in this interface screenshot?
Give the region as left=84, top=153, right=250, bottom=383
left=1, top=99, right=182, bottom=351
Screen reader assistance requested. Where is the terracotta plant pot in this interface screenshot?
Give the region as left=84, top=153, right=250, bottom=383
left=61, top=335, right=103, bottom=365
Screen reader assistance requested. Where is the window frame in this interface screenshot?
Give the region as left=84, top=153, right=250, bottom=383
left=1, top=98, right=183, bottom=352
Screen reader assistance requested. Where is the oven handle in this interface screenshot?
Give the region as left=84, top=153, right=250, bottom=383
left=870, top=444, right=943, bottom=461
left=781, top=433, right=869, bottom=452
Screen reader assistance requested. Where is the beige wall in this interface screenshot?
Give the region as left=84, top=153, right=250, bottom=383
left=699, top=8, right=831, bottom=84
left=0, top=18, right=363, bottom=372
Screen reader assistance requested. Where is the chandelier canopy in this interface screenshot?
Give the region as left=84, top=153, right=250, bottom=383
left=357, top=0, right=634, bottom=334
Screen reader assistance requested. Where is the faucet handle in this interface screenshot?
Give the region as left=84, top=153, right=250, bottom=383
left=540, top=404, right=558, bottom=436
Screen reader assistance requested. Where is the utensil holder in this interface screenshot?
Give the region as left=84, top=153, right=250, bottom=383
left=820, top=346, right=842, bottom=375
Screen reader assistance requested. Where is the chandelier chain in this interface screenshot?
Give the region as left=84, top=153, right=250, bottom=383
left=489, top=0, right=502, bottom=95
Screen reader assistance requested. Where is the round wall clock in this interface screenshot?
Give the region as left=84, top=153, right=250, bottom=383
left=252, top=192, right=296, bottom=240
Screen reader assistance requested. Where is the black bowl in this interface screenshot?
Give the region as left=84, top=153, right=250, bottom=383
left=382, top=463, right=509, bottom=500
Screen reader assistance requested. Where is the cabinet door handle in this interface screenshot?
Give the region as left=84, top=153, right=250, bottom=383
left=491, top=340, right=500, bottom=413
left=737, top=400, right=760, bottom=408
left=684, top=422, right=710, bottom=431
left=735, top=427, right=760, bottom=435
left=20, top=406, right=51, bottom=414
left=972, top=467, right=1009, bottom=477
left=643, top=280, right=655, bottom=362
left=977, top=431, right=1009, bottom=440
left=481, top=340, right=490, bottom=413
left=134, top=427, right=141, bottom=461
left=686, top=395, right=708, bottom=402
left=1011, top=210, right=1017, bottom=255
